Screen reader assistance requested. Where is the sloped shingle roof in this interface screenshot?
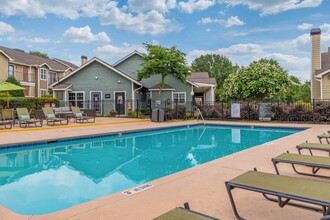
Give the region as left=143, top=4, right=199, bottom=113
left=0, top=45, right=70, bottom=71
left=187, top=72, right=216, bottom=85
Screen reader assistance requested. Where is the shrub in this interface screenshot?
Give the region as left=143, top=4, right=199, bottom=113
left=127, top=110, right=142, bottom=118
left=0, top=97, right=58, bottom=112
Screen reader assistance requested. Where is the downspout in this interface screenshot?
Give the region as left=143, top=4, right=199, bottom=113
left=133, top=84, right=143, bottom=111
left=315, top=77, right=322, bottom=99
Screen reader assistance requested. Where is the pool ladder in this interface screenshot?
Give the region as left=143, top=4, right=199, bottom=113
left=196, top=107, right=206, bottom=125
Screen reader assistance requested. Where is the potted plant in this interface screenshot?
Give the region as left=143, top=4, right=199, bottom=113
left=110, top=109, right=117, bottom=117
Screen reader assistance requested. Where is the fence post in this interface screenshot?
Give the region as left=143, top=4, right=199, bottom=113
left=176, top=101, right=178, bottom=119
left=136, top=99, right=139, bottom=118
left=149, top=99, right=152, bottom=119
left=164, top=100, right=167, bottom=121
left=312, top=99, right=315, bottom=123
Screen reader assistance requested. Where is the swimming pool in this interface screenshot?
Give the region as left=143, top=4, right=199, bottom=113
left=0, top=124, right=303, bottom=215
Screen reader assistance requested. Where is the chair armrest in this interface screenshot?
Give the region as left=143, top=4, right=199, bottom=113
left=321, top=216, right=330, bottom=220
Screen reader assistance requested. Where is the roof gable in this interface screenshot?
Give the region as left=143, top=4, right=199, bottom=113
left=113, top=50, right=144, bottom=67
left=51, top=57, right=142, bottom=87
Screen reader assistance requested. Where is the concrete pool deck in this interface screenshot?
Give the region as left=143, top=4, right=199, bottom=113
left=0, top=118, right=330, bottom=220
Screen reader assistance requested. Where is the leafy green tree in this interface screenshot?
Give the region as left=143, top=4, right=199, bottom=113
left=221, top=58, right=291, bottom=101
left=138, top=43, right=190, bottom=99
left=29, top=51, right=49, bottom=58
left=5, top=76, right=24, bottom=97
left=191, top=54, right=239, bottom=87
left=276, top=76, right=311, bottom=101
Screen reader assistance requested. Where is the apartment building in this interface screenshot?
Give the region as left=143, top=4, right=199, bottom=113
left=0, top=46, right=77, bottom=97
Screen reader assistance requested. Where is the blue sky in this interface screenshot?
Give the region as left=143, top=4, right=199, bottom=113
left=0, top=0, right=329, bottom=82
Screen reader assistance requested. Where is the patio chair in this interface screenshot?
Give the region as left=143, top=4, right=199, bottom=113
left=16, top=108, right=42, bottom=128
left=225, top=169, right=330, bottom=220
left=71, top=106, right=95, bottom=123
left=153, top=202, right=219, bottom=220
left=0, top=109, right=13, bottom=129
left=42, top=107, right=68, bottom=126
left=297, top=142, right=330, bottom=156
left=272, top=152, right=330, bottom=178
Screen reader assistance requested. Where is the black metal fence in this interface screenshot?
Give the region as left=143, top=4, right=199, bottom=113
left=5, top=98, right=330, bottom=123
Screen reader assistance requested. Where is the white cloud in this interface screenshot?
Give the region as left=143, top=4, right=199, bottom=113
left=0, top=21, right=15, bottom=35
left=100, top=9, right=182, bottom=35
left=6, top=35, right=50, bottom=44
left=198, top=16, right=245, bottom=27
left=93, top=43, right=146, bottom=61
left=297, top=23, right=313, bottom=31
left=218, top=0, right=323, bottom=16
left=178, top=0, right=216, bottom=14
left=197, top=17, right=224, bottom=25
left=206, top=28, right=211, bottom=32
left=225, top=16, right=245, bottom=27
left=63, top=26, right=110, bottom=43
left=128, top=0, right=176, bottom=12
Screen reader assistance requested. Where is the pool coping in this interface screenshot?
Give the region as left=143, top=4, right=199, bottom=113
left=1, top=120, right=328, bottom=220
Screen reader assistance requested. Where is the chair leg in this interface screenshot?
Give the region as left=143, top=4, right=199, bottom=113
left=225, top=183, right=246, bottom=220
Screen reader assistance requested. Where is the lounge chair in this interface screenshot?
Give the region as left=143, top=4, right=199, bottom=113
left=0, top=109, right=13, bottom=129
left=71, top=106, right=95, bottom=123
left=16, top=108, right=43, bottom=128
left=153, top=202, right=219, bottom=220
left=42, top=107, right=69, bottom=126
left=297, top=142, right=330, bottom=156
left=225, top=169, right=330, bottom=220
left=318, top=134, right=330, bottom=144
left=272, top=152, right=330, bottom=178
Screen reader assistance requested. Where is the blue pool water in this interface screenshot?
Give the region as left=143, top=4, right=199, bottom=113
left=0, top=125, right=303, bottom=215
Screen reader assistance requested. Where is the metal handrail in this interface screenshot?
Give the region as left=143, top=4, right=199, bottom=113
left=196, top=107, right=206, bottom=125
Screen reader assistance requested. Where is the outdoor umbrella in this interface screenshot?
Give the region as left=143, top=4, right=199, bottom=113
left=0, top=82, right=25, bottom=108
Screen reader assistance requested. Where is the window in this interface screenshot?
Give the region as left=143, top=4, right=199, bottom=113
left=173, top=92, right=186, bottom=104
left=146, top=92, right=151, bottom=106
left=40, top=89, right=47, bottom=97
left=69, top=91, right=85, bottom=108
left=8, top=65, right=14, bottom=77
left=40, top=69, right=47, bottom=80
left=49, top=72, right=57, bottom=85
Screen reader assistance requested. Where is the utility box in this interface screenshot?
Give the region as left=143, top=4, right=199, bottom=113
left=152, top=109, right=165, bottom=122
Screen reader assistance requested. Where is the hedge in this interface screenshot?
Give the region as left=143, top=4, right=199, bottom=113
left=0, top=97, right=59, bottom=113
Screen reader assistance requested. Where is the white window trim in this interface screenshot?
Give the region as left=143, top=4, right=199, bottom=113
left=68, top=91, right=85, bottom=108
left=40, top=68, right=47, bottom=80
left=90, top=91, right=103, bottom=114
left=40, top=89, right=47, bottom=97
left=8, top=64, right=15, bottom=78
left=114, top=91, right=126, bottom=115
left=173, top=92, right=186, bottom=105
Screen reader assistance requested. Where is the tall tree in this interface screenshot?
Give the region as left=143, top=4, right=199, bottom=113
left=191, top=54, right=238, bottom=87
left=276, top=76, right=311, bottom=101
left=5, top=76, right=24, bottom=97
left=221, top=58, right=291, bottom=101
left=29, top=51, right=49, bottom=58
left=138, top=43, right=190, bottom=99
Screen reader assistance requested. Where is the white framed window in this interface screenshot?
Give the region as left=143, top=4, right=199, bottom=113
left=40, top=68, right=47, bottom=80
left=49, top=72, right=57, bottom=85
left=40, top=89, right=47, bottom=97
left=69, top=91, right=85, bottom=108
left=173, top=92, right=186, bottom=104
left=8, top=65, right=14, bottom=77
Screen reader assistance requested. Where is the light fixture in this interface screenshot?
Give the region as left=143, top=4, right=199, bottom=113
left=190, top=91, right=195, bottom=96
left=118, top=80, right=122, bottom=84
left=95, top=76, right=98, bottom=80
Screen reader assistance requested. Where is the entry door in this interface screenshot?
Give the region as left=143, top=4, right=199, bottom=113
left=91, top=92, right=102, bottom=114
left=115, top=92, right=125, bottom=114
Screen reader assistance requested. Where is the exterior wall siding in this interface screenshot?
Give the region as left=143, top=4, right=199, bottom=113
left=0, top=54, right=8, bottom=82
left=322, top=74, right=330, bottom=99
left=115, top=54, right=144, bottom=78
left=61, top=61, right=133, bottom=114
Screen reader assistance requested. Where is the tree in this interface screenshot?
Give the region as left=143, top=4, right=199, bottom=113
left=221, top=58, right=291, bottom=101
left=191, top=54, right=239, bottom=87
left=5, top=76, right=24, bottom=97
left=138, top=43, right=190, bottom=99
left=276, top=76, right=311, bottom=101
left=29, top=51, right=49, bottom=58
